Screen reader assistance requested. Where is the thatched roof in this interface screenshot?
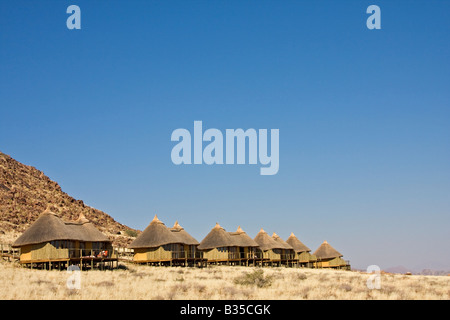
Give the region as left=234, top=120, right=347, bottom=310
left=12, top=210, right=110, bottom=247
left=286, top=232, right=311, bottom=253
left=169, top=221, right=199, bottom=246
left=253, top=228, right=285, bottom=251
left=197, top=223, right=235, bottom=250
left=128, top=215, right=179, bottom=249
left=271, top=233, right=294, bottom=250
left=313, top=240, right=343, bottom=259
left=228, top=226, right=259, bottom=248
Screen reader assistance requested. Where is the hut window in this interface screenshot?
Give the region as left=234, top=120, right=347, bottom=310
left=93, top=242, right=105, bottom=250
left=51, top=241, right=67, bottom=249
left=217, top=247, right=227, bottom=252
left=163, top=244, right=181, bottom=251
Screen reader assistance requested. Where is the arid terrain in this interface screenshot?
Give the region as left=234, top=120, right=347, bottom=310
left=0, top=151, right=138, bottom=247
left=1, top=151, right=448, bottom=300
left=0, top=259, right=448, bottom=300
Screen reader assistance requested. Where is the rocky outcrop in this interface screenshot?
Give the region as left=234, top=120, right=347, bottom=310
left=0, top=151, right=138, bottom=246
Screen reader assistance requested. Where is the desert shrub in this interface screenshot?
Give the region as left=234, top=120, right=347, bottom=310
left=96, top=281, right=114, bottom=287
left=339, top=284, right=352, bottom=292
left=124, top=229, right=138, bottom=237
left=172, top=283, right=189, bottom=293
left=193, top=284, right=206, bottom=293
left=298, top=285, right=311, bottom=299
left=65, top=288, right=80, bottom=296
left=318, top=274, right=329, bottom=282
left=31, top=279, right=52, bottom=286
left=221, top=286, right=239, bottom=296
left=234, top=269, right=273, bottom=288
left=297, top=273, right=307, bottom=280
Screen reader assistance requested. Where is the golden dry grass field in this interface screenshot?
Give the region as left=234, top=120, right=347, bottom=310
left=0, top=259, right=449, bottom=300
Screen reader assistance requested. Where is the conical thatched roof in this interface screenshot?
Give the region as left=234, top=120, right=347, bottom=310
left=313, top=240, right=343, bottom=259
left=169, top=221, right=199, bottom=246
left=128, top=215, right=179, bottom=249
left=253, top=228, right=285, bottom=251
left=271, top=233, right=294, bottom=250
left=197, top=223, right=235, bottom=250
left=13, top=210, right=110, bottom=247
left=228, top=226, right=259, bottom=248
left=286, top=232, right=311, bottom=253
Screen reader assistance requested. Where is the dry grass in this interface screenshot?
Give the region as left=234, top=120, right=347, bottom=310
left=0, top=259, right=448, bottom=300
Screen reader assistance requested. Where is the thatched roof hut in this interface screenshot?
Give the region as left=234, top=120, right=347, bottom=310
left=253, top=228, right=284, bottom=251
left=313, top=240, right=343, bottom=260
left=313, top=240, right=349, bottom=269
left=13, top=210, right=110, bottom=248
left=169, top=221, right=200, bottom=246
left=12, top=210, right=115, bottom=267
left=128, top=215, right=202, bottom=265
left=286, top=232, right=316, bottom=266
left=197, top=223, right=234, bottom=250
left=128, top=215, right=177, bottom=249
left=197, top=223, right=239, bottom=263
left=228, top=226, right=259, bottom=248
left=286, top=233, right=310, bottom=253
left=271, top=233, right=294, bottom=250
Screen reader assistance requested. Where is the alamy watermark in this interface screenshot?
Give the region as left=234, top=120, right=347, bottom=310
left=367, top=5, right=381, bottom=30
left=66, top=4, right=380, bottom=31
left=366, top=265, right=381, bottom=289
left=66, top=265, right=81, bottom=290
left=66, top=5, right=81, bottom=30
left=171, top=121, right=279, bottom=175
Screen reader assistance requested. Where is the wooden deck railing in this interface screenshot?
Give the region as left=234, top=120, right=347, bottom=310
left=68, top=248, right=117, bottom=259
left=171, top=251, right=203, bottom=259
left=228, top=252, right=263, bottom=260
left=0, top=243, right=20, bottom=260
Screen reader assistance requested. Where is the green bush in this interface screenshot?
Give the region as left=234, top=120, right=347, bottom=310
left=234, top=269, right=273, bottom=288
left=124, top=229, right=138, bottom=237
left=297, top=273, right=307, bottom=280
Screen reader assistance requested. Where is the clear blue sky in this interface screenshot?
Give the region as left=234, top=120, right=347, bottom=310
left=1, top=1, right=449, bottom=270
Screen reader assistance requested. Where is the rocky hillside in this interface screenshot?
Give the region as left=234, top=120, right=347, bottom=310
left=0, top=151, right=138, bottom=247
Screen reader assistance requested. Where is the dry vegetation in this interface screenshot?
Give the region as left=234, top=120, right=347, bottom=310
left=0, top=259, right=448, bottom=300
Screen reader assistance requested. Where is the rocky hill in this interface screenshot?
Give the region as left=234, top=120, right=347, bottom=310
left=0, top=151, right=138, bottom=247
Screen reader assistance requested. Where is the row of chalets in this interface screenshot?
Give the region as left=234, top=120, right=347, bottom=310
left=9, top=209, right=351, bottom=270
